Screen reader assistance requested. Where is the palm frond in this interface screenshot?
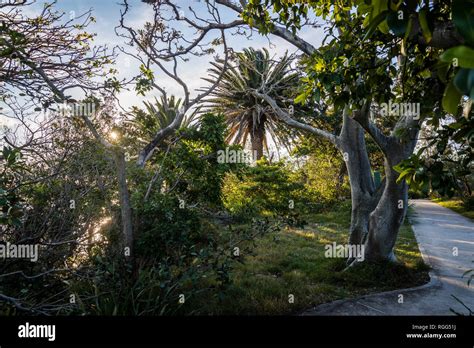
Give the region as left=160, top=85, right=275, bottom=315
left=204, top=47, right=300, bottom=153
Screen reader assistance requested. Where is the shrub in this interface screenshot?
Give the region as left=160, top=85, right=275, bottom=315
left=223, top=158, right=305, bottom=219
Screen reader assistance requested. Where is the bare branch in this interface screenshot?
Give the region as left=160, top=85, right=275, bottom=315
left=252, top=90, right=339, bottom=146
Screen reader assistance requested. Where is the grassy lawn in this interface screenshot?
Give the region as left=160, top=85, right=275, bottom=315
left=432, top=198, right=474, bottom=220
left=193, top=201, right=430, bottom=315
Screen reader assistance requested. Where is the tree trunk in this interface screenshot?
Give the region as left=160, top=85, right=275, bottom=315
left=251, top=120, right=265, bottom=160
left=335, top=161, right=346, bottom=193
left=113, top=150, right=134, bottom=258
left=364, top=135, right=418, bottom=262
left=339, top=113, right=378, bottom=249
left=364, top=158, right=407, bottom=262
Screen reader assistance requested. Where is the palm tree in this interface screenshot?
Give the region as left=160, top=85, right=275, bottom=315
left=204, top=48, right=300, bottom=160
left=126, top=95, right=197, bottom=148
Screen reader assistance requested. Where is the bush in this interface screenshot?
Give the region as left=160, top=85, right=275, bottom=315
left=222, top=158, right=305, bottom=220
left=222, top=149, right=349, bottom=223
left=293, top=142, right=350, bottom=208
left=71, top=209, right=281, bottom=315
left=462, top=196, right=474, bottom=210
left=68, top=112, right=285, bottom=315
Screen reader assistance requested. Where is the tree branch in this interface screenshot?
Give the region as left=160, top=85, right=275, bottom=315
left=351, top=101, right=391, bottom=155
left=215, top=0, right=316, bottom=55
left=251, top=90, right=339, bottom=146
left=410, top=18, right=464, bottom=49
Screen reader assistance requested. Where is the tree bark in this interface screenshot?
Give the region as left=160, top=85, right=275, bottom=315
left=251, top=121, right=265, bottom=160
left=364, top=134, right=419, bottom=262
left=364, top=157, right=408, bottom=262
left=339, top=112, right=378, bottom=248
left=409, top=19, right=464, bottom=49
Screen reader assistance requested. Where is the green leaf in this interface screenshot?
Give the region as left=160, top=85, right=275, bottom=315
left=453, top=68, right=474, bottom=95
left=435, top=61, right=451, bottom=83
left=372, top=0, right=390, bottom=33
left=363, top=10, right=389, bottom=40
left=387, top=9, right=409, bottom=37
left=442, top=81, right=462, bottom=114
left=418, top=8, right=432, bottom=43
left=379, top=19, right=390, bottom=34
left=447, top=121, right=463, bottom=130
left=440, top=46, right=474, bottom=69
left=396, top=168, right=413, bottom=183
left=401, top=17, right=413, bottom=56
left=420, top=68, right=431, bottom=79
left=389, top=0, right=403, bottom=11
left=294, top=92, right=307, bottom=105
left=452, top=0, right=474, bottom=45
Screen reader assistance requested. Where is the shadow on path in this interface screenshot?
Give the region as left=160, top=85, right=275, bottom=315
left=301, top=199, right=474, bottom=315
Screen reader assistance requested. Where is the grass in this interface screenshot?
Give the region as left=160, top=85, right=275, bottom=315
left=431, top=197, right=474, bottom=220
left=191, top=201, right=430, bottom=315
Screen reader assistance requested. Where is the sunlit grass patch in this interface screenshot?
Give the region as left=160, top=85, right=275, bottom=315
left=189, top=201, right=429, bottom=315
left=432, top=198, right=474, bottom=220
left=289, top=229, right=316, bottom=239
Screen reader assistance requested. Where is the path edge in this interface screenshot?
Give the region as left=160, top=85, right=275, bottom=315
left=298, top=206, right=440, bottom=316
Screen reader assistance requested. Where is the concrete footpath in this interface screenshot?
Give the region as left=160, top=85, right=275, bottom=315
left=302, top=199, right=474, bottom=315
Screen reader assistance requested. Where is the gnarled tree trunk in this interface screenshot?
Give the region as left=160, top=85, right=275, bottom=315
left=364, top=129, right=419, bottom=262
left=364, top=157, right=408, bottom=262
left=253, top=92, right=384, bottom=254
left=339, top=112, right=378, bottom=249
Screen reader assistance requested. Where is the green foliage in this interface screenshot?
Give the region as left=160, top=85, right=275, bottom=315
left=362, top=0, right=474, bottom=109
left=4, top=0, right=468, bottom=317
left=243, top=0, right=322, bottom=35
left=192, top=201, right=428, bottom=315
left=78, top=215, right=232, bottom=315
left=442, top=81, right=464, bottom=115
left=0, top=21, right=27, bottom=57
left=135, top=64, right=155, bottom=96
left=125, top=112, right=231, bottom=209
left=0, top=147, right=24, bottom=226
left=433, top=198, right=474, bottom=220
left=78, top=258, right=185, bottom=315
left=0, top=109, right=281, bottom=316
left=395, top=111, right=473, bottom=198
left=126, top=95, right=197, bottom=146
left=440, top=46, right=474, bottom=69
left=70, top=112, right=285, bottom=315
left=134, top=195, right=209, bottom=258
left=452, top=0, right=474, bottom=46
left=242, top=0, right=472, bottom=199
left=205, top=47, right=301, bottom=155
left=0, top=136, right=119, bottom=315
left=293, top=141, right=350, bottom=207
left=73, top=203, right=281, bottom=315
left=223, top=158, right=305, bottom=222
left=222, top=139, right=349, bottom=223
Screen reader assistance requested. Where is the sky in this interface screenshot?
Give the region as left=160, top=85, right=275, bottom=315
left=1, top=0, right=326, bottom=158
left=19, top=0, right=325, bottom=109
